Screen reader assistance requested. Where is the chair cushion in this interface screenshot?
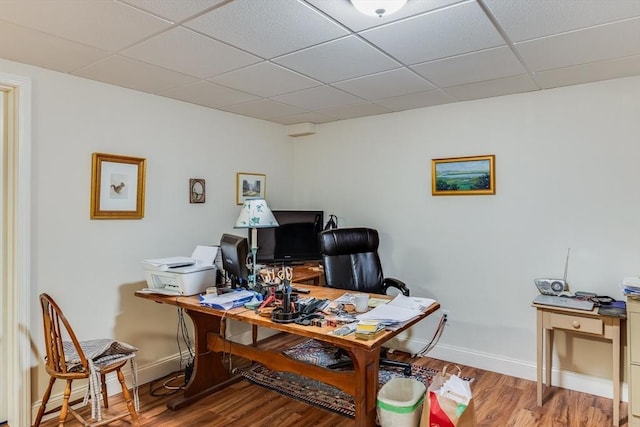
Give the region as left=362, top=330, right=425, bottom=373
left=63, top=339, right=138, bottom=372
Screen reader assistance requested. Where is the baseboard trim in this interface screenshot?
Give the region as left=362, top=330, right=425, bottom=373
left=33, top=330, right=627, bottom=422
left=388, top=336, right=628, bottom=402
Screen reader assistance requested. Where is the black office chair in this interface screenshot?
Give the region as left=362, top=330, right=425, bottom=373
left=319, top=227, right=412, bottom=375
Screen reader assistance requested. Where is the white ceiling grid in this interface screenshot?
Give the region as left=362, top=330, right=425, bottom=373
left=0, top=0, right=637, bottom=124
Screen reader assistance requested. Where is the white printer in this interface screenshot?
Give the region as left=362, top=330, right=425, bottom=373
left=141, top=246, right=219, bottom=296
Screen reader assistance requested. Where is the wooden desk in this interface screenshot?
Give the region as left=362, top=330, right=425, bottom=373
left=533, top=303, right=622, bottom=426
left=291, top=264, right=324, bottom=286
left=137, top=286, right=438, bottom=427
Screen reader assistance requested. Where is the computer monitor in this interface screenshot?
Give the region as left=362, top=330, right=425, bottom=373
left=250, top=210, right=324, bottom=264
left=219, top=233, right=249, bottom=288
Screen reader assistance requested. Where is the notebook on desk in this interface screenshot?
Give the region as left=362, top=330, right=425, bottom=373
left=533, top=294, right=595, bottom=311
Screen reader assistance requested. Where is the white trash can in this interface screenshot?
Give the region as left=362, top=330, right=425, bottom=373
left=377, top=377, right=426, bottom=427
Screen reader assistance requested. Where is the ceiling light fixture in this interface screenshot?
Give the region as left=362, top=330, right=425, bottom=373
left=351, top=0, right=407, bottom=17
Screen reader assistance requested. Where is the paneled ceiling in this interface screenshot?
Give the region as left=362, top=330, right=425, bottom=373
left=1, top=0, right=639, bottom=125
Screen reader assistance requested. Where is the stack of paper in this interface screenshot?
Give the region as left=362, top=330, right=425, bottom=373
left=622, top=277, right=640, bottom=296
left=355, top=320, right=385, bottom=340
left=356, top=294, right=436, bottom=330
left=199, top=290, right=255, bottom=310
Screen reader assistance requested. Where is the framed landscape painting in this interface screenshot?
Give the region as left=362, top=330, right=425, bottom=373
left=432, top=155, right=495, bottom=196
left=236, top=172, right=266, bottom=204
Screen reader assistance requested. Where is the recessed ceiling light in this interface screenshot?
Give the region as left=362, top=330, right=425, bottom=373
left=351, top=0, right=408, bottom=17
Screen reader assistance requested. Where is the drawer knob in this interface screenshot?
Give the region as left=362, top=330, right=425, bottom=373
left=572, top=321, right=581, bottom=329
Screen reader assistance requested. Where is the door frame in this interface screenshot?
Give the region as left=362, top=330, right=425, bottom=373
left=0, top=71, right=32, bottom=427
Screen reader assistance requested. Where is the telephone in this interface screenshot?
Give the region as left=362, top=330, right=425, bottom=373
left=534, top=278, right=568, bottom=296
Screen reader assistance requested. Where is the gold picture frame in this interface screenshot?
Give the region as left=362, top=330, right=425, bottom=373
left=236, top=172, right=266, bottom=204
left=432, top=155, right=495, bottom=196
left=190, top=178, right=205, bottom=203
left=90, top=153, right=146, bottom=219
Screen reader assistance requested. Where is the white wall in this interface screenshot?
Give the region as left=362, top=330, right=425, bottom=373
left=292, top=76, right=640, bottom=396
left=0, top=58, right=295, bottom=406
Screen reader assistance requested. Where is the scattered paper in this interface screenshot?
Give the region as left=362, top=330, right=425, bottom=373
left=199, top=290, right=255, bottom=310
left=437, top=374, right=472, bottom=405
left=143, top=256, right=195, bottom=268
left=191, top=245, right=218, bottom=265
left=387, top=294, right=437, bottom=311
left=356, top=302, right=423, bottom=323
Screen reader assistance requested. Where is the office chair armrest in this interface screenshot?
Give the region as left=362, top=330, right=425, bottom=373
left=382, top=277, right=410, bottom=296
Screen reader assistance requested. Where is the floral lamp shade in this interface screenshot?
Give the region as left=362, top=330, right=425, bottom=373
left=234, top=198, right=278, bottom=229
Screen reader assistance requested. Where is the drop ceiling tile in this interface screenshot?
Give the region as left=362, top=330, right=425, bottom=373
left=0, top=21, right=108, bottom=73
left=319, top=102, right=393, bottom=120
left=333, top=68, right=434, bottom=100
left=374, top=89, right=456, bottom=111
left=74, top=55, right=197, bottom=94
left=183, top=0, right=349, bottom=59
left=121, top=27, right=260, bottom=79
left=307, top=0, right=460, bottom=32
left=220, top=99, right=306, bottom=120
left=516, top=18, right=640, bottom=72
left=273, top=36, right=400, bottom=83
left=272, top=85, right=362, bottom=110
left=412, top=46, right=525, bottom=87
left=535, top=55, right=640, bottom=89
left=209, top=62, right=321, bottom=97
left=484, top=0, right=640, bottom=43
left=120, top=0, right=227, bottom=23
left=361, top=1, right=505, bottom=65
left=160, top=80, right=259, bottom=108
left=270, top=111, right=336, bottom=125
left=445, top=74, right=539, bottom=101
left=0, top=0, right=171, bottom=52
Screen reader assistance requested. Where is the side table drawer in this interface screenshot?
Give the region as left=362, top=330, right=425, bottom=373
left=546, top=312, right=603, bottom=335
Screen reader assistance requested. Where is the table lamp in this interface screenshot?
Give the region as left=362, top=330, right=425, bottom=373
left=234, top=198, right=279, bottom=289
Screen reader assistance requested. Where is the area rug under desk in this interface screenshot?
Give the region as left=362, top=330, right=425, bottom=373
left=234, top=339, right=440, bottom=418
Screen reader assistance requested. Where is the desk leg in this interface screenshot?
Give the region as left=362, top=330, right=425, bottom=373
left=537, top=309, right=543, bottom=406
left=350, top=347, right=381, bottom=427
left=613, top=318, right=620, bottom=427
left=545, top=327, right=553, bottom=387
left=167, top=309, right=237, bottom=410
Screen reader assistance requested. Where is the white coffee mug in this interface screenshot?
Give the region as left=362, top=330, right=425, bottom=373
left=353, top=294, right=370, bottom=313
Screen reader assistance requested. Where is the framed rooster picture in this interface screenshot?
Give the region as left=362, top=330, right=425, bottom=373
left=90, top=152, right=146, bottom=219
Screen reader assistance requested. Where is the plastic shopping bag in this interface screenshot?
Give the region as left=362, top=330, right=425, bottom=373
left=420, top=365, right=477, bottom=427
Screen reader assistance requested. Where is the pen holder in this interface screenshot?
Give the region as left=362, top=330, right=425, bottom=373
left=271, top=308, right=300, bottom=324
left=275, top=291, right=299, bottom=303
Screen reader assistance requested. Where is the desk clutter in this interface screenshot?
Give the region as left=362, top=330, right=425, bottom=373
left=532, top=277, right=627, bottom=317
left=197, top=277, right=437, bottom=339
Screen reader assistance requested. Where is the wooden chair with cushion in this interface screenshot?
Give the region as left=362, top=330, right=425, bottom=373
left=33, top=293, right=140, bottom=427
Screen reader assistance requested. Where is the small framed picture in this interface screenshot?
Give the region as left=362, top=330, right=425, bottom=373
left=190, top=179, right=205, bottom=203
left=432, top=155, right=495, bottom=196
left=90, top=153, right=146, bottom=219
left=236, top=172, right=266, bottom=205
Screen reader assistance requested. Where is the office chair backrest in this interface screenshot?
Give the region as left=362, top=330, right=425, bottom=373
left=319, top=227, right=385, bottom=293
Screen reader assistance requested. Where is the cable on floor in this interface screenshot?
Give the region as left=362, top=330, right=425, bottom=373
left=413, top=312, right=447, bottom=357
left=148, top=370, right=186, bottom=397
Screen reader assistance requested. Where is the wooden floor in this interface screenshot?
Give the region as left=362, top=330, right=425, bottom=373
left=36, top=334, right=628, bottom=427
